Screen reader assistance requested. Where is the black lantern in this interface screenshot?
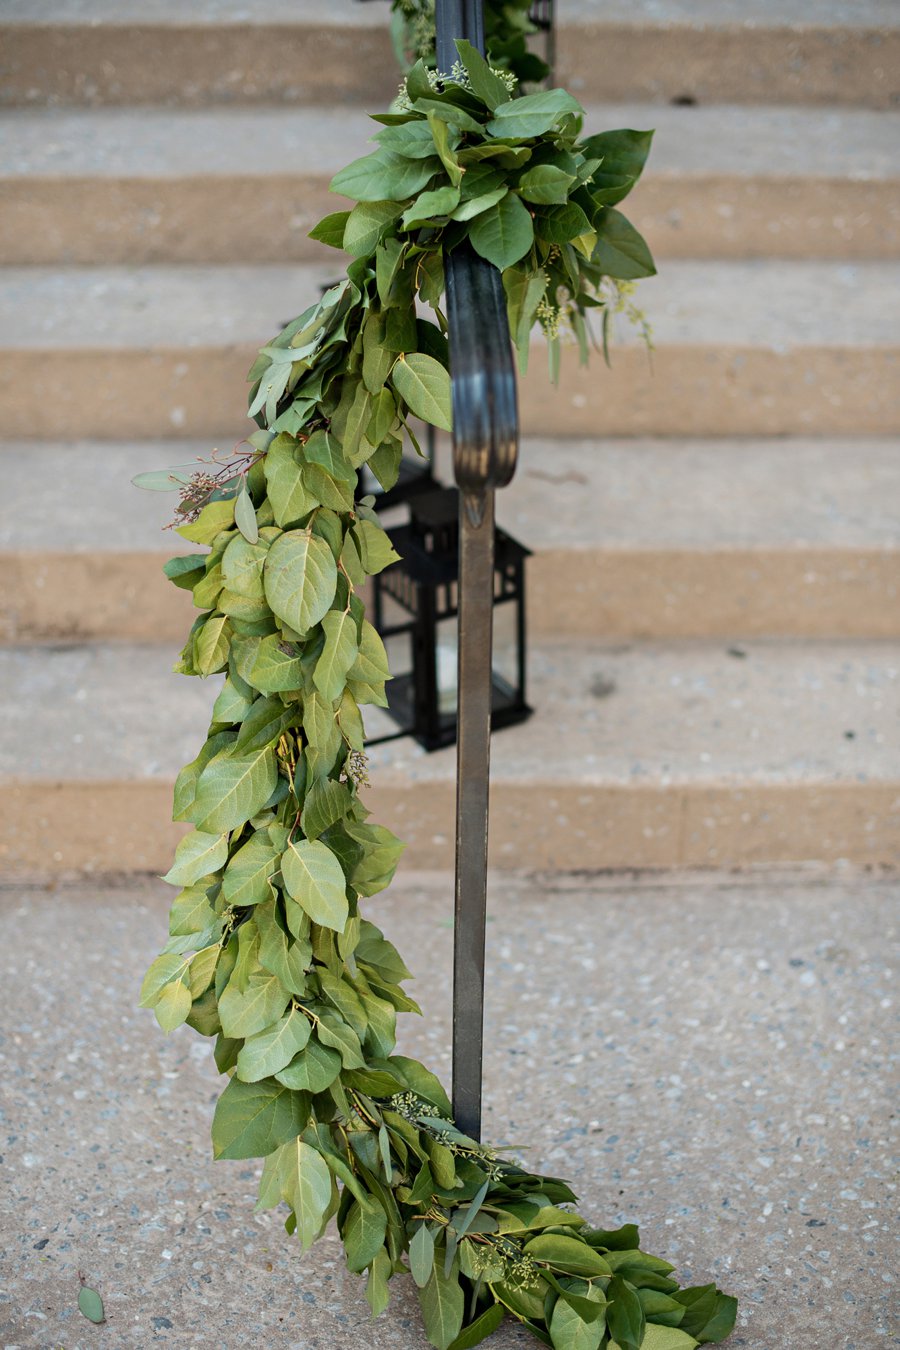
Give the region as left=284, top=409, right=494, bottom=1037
left=369, top=486, right=531, bottom=751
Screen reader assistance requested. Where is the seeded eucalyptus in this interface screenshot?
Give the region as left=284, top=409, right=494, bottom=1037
left=138, top=40, right=736, bottom=1350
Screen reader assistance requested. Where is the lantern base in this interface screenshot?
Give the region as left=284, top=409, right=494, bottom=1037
left=372, top=671, right=532, bottom=752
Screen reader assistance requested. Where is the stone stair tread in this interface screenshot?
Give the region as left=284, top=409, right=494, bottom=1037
left=2, top=261, right=898, bottom=350
left=3, top=103, right=898, bottom=181
left=1, top=639, right=896, bottom=786
left=2, top=437, right=898, bottom=554
left=5, top=0, right=895, bottom=30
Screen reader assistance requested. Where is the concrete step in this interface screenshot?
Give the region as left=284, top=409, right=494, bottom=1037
left=1, top=261, right=898, bottom=441
left=2, top=438, right=898, bottom=644
left=2, top=104, right=898, bottom=263
left=2, top=0, right=897, bottom=109
left=1, top=639, right=897, bottom=877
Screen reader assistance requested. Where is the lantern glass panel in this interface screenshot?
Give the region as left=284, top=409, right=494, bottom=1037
left=435, top=601, right=521, bottom=721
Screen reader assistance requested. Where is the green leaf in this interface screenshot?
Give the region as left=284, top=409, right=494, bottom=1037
left=517, top=164, right=576, bottom=205
left=581, top=129, right=654, bottom=204
left=606, top=1276, right=646, bottom=1350
left=450, top=186, right=507, bottom=222
left=222, top=830, right=280, bottom=907
left=218, top=968, right=290, bottom=1039
left=418, top=1256, right=464, bottom=1350
left=279, top=1138, right=334, bottom=1249
left=193, top=746, right=278, bottom=833
left=162, top=829, right=227, bottom=886
left=301, top=777, right=351, bottom=841
left=257, top=899, right=311, bottom=995
left=352, top=519, right=400, bottom=575
left=313, top=609, right=359, bottom=703
left=486, top=87, right=584, bottom=139
left=132, top=467, right=194, bottom=492
left=343, top=1197, right=388, bottom=1272
left=427, top=114, right=462, bottom=186
left=694, top=1293, right=738, bottom=1343
left=524, top=1234, right=613, bottom=1278
left=401, top=183, right=461, bottom=229
left=78, top=1286, right=105, bottom=1324
left=593, top=209, right=657, bottom=281
left=275, top=1038, right=342, bottom=1093
left=235, top=694, right=298, bottom=752
left=176, top=497, right=235, bottom=544
left=316, top=1011, right=365, bottom=1068
left=236, top=1007, right=312, bottom=1082
left=235, top=485, right=259, bottom=543
left=551, top=1290, right=607, bottom=1349
left=469, top=192, right=534, bottom=271
left=154, top=976, right=192, bottom=1033
left=195, top=614, right=231, bottom=675
left=409, top=1221, right=435, bottom=1288
left=631, top=1327, right=698, bottom=1350
left=331, top=150, right=442, bottom=203
left=454, top=39, right=512, bottom=110
left=343, top=200, right=401, bottom=259
left=366, top=1246, right=392, bottom=1318
left=391, top=352, right=452, bottom=432
left=221, top=534, right=269, bottom=599
left=281, top=840, right=349, bottom=931
left=264, top=529, right=338, bottom=635
left=264, top=435, right=318, bottom=527
left=309, top=210, right=351, bottom=248
left=211, top=1076, right=308, bottom=1160
left=446, top=1303, right=505, bottom=1349
left=347, top=620, right=391, bottom=684
left=249, top=635, right=304, bottom=694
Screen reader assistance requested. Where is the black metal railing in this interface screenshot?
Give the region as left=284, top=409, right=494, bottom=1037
left=435, top=0, right=520, bottom=1142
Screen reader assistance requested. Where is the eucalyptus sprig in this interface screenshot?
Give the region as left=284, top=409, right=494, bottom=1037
left=137, top=39, right=736, bottom=1350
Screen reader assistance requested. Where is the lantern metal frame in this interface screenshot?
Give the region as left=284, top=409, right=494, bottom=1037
left=369, top=486, right=531, bottom=752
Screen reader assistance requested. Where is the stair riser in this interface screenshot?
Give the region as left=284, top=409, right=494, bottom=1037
left=4, top=549, right=899, bottom=644
left=0, top=25, right=398, bottom=109
left=4, top=177, right=896, bottom=264
left=3, top=779, right=897, bottom=878
left=557, top=25, right=900, bottom=110
left=3, top=23, right=896, bottom=109
left=2, top=346, right=896, bottom=440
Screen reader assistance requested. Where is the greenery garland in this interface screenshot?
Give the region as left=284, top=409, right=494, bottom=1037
left=138, top=40, right=737, bottom=1350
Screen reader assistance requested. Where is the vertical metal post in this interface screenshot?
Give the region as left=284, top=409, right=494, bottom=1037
left=451, top=491, right=495, bottom=1139
left=437, top=0, right=519, bottom=1143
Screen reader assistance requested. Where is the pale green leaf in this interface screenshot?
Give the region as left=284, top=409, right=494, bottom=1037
left=236, top=1007, right=312, bottom=1082
left=78, top=1286, right=105, bottom=1324
left=281, top=840, right=349, bottom=932
left=222, top=830, right=280, bottom=907
left=193, top=746, right=278, bottom=833
left=211, top=1076, right=308, bottom=1160
left=264, top=530, right=338, bottom=635
left=162, top=829, right=228, bottom=887
left=218, top=969, right=290, bottom=1039
left=275, top=1039, right=342, bottom=1093
left=235, top=485, right=259, bottom=543
left=391, top=353, right=452, bottom=433
left=409, top=1221, right=435, bottom=1287
left=313, top=609, right=359, bottom=703
left=418, top=1258, right=464, bottom=1350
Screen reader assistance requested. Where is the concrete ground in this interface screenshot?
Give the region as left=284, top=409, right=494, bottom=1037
left=0, top=868, right=896, bottom=1350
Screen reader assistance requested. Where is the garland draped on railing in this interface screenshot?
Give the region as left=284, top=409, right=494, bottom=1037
left=138, top=39, right=736, bottom=1350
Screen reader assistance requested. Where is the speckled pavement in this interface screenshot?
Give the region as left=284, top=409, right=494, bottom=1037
left=0, top=869, right=896, bottom=1350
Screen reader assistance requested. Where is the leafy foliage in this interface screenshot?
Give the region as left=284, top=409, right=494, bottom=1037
left=138, top=35, right=734, bottom=1350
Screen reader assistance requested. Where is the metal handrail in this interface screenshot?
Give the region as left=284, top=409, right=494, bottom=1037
left=436, top=0, right=520, bottom=1141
